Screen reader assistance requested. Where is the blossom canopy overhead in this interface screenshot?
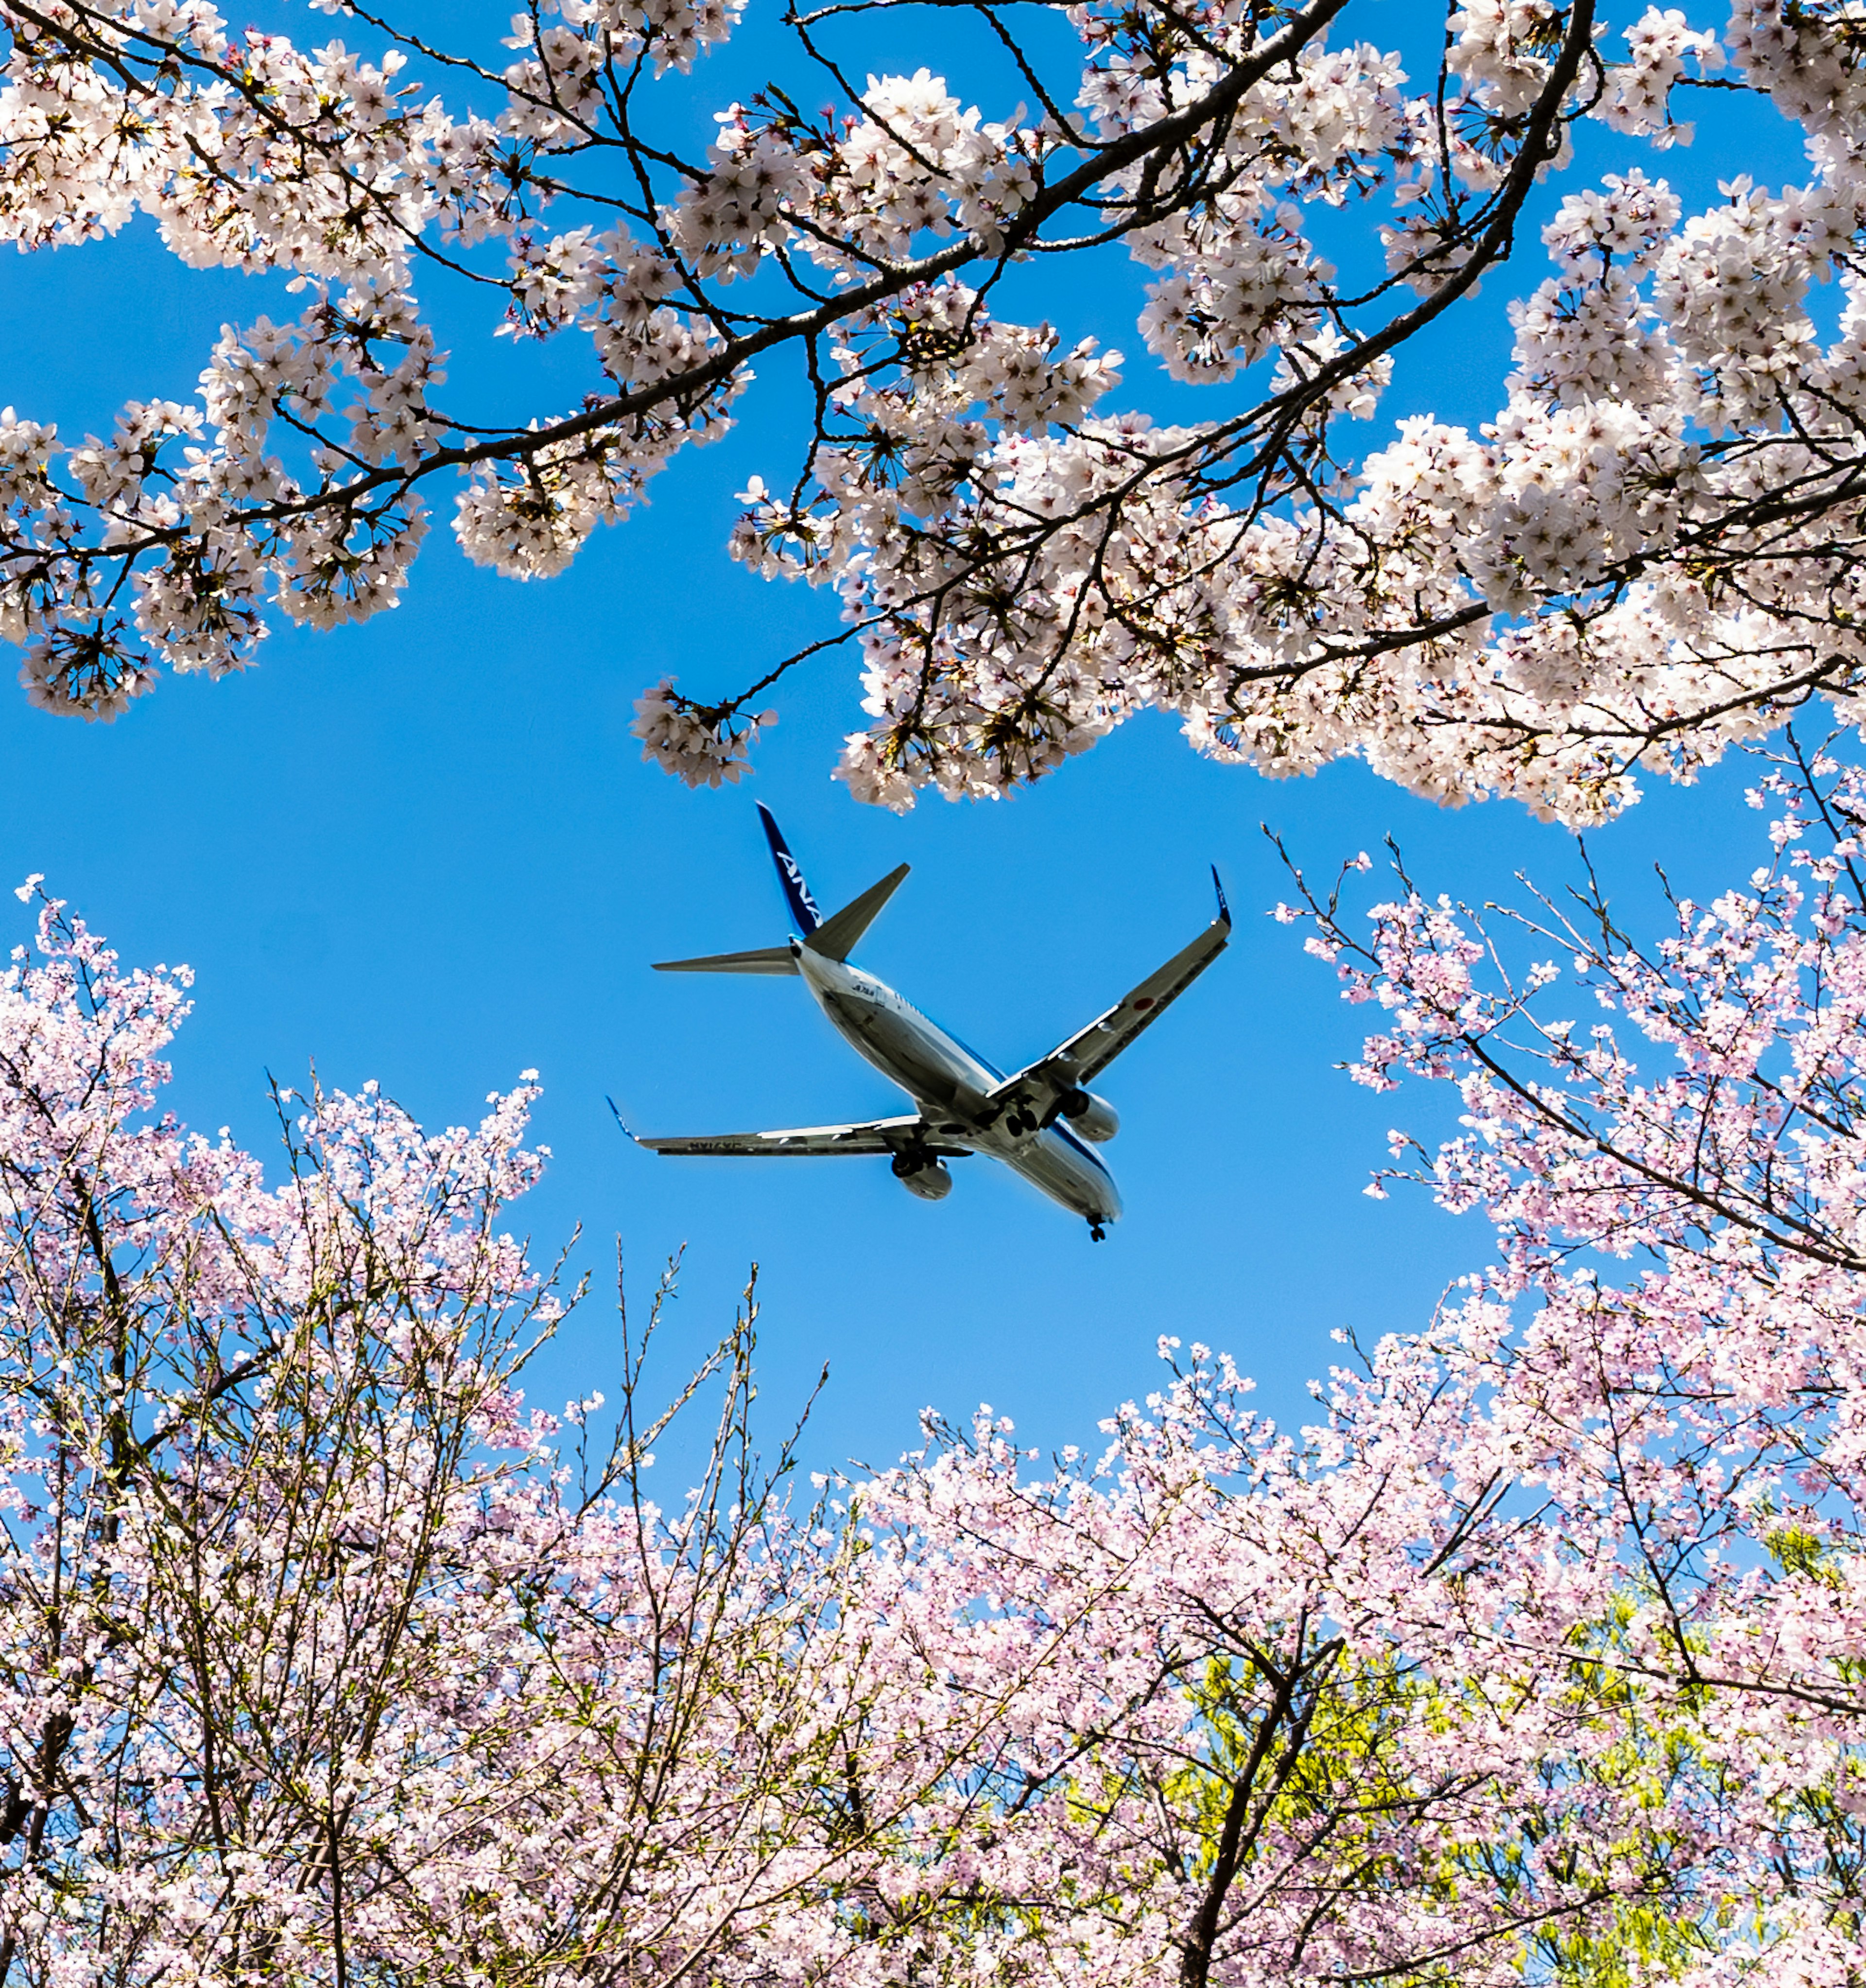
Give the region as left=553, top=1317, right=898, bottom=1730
left=1, top=0, right=1865, bottom=816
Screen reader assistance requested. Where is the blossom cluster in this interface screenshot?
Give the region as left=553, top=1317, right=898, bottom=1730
left=3, top=0, right=1865, bottom=816
left=779, top=98, right=1866, bottom=820
left=711, top=0, right=1866, bottom=818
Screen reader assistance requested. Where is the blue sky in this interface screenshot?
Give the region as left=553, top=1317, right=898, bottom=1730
left=0, top=2, right=1803, bottom=1477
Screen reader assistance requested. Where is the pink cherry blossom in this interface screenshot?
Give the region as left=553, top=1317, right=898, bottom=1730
left=8, top=725, right=1866, bottom=1980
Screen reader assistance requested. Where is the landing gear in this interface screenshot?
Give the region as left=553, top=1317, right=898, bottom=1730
left=1088, top=1221, right=1106, bottom=1242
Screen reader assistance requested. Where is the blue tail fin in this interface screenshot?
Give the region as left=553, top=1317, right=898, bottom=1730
left=757, top=803, right=823, bottom=935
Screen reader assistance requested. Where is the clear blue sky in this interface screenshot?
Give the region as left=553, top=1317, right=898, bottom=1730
left=0, top=3, right=1797, bottom=1476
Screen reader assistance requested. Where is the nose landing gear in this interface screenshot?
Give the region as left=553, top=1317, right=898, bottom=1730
left=1088, top=1221, right=1107, bottom=1242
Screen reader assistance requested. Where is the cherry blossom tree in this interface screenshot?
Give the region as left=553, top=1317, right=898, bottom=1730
left=1257, top=727, right=1866, bottom=1979
left=0, top=879, right=885, bottom=1985
left=4, top=0, right=1866, bottom=817
left=4, top=725, right=1866, bottom=1982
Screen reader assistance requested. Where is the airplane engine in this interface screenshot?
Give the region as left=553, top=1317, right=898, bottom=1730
left=1059, top=1089, right=1120, bottom=1142
left=892, top=1155, right=952, bottom=1201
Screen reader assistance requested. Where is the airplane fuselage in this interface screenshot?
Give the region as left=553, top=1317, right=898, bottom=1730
left=791, top=941, right=1123, bottom=1227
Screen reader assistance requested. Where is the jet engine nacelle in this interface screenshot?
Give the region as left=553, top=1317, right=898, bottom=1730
left=1059, top=1089, right=1119, bottom=1142
left=892, top=1154, right=953, bottom=1201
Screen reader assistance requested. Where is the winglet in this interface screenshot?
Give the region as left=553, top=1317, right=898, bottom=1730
left=757, top=802, right=823, bottom=936
left=1211, top=865, right=1231, bottom=927
left=605, top=1096, right=640, bottom=1144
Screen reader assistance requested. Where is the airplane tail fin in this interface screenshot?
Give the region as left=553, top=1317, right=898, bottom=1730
left=650, top=809, right=908, bottom=972
left=758, top=802, right=910, bottom=959
left=758, top=802, right=823, bottom=936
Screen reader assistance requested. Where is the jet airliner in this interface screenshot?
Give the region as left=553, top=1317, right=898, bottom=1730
left=620, top=806, right=1229, bottom=1238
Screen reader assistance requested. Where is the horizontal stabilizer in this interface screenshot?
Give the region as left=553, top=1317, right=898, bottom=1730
left=807, top=864, right=910, bottom=962
left=651, top=945, right=798, bottom=975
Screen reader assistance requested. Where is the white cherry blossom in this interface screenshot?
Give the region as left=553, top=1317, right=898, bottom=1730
left=0, top=0, right=1861, bottom=820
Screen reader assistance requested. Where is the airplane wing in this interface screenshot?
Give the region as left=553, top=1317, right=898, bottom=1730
left=628, top=1113, right=973, bottom=1159
left=987, top=870, right=1231, bottom=1122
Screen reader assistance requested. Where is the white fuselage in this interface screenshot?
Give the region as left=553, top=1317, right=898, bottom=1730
left=790, top=941, right=1123, bottom=1226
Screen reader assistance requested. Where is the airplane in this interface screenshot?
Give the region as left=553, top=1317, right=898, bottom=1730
left=616, top=805, right=1230, bottom=1239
